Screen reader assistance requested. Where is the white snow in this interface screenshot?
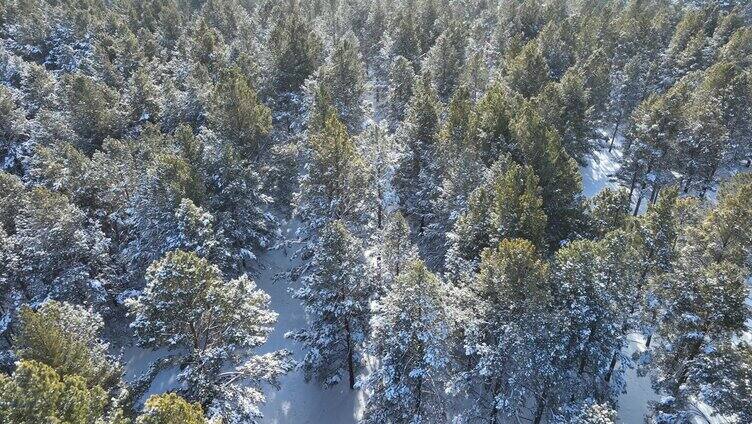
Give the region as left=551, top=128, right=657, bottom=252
left=581, top=140, right=622, bottom=198
left=256, top=220, right=366, bottom=423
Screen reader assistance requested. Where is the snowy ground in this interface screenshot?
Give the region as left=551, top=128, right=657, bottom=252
left=255, top=221, right=366, bottom=424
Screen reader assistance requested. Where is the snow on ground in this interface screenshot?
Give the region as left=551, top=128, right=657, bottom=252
left=580, top=142, right=661, bottom=424
left=256, top=220, right=366, bottom=424
left=581, top=141, right=622, bottom=198
left=615, top=335, right=659, bottom=424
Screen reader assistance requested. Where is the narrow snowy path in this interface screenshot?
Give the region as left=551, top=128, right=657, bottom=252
left=257, top=221, right=365, bottom=424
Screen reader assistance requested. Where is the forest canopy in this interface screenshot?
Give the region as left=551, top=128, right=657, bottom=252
left=0, top=0, right=751, bottom=423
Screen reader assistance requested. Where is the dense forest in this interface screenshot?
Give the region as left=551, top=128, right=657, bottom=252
left=0, top=0, right=751, bottom=423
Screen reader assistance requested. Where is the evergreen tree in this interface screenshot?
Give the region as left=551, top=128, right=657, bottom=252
left=128, top=250, right=292, bottom=423
left=468, top=81, right=517, bottom=166
left=386, top=55, right=415, bottom=130
left=362, top=260, right=451, bottom=424
left=424, top=21, right=467, bottom=101
left=448, top=159, right=547, bottom=273
left=136, top=393, right=208, bottom=424
left=536, top=67, right=597, bottom=164
left=209, top=66, right=272, bottom=157
left=511, top=103, right=585, bottom=246
left=319, top=31, right=367, bottom=133
left=393, top=72, right=440, bottom=237
left=457, top=238, right=551, bottom=423
left=0, top=359, right=108, bottom=424
left=268, top=3, right=321, bottom=94
left=586, top=187, right=631, bottom=238
left=288, top=220, right=372, bottom=389
left=62, top=73, right=122, bottom=152
left=505, top=39, right=550, bottom=98
left=297, top=113, right=371, bottom=233
left=14, top=301, right=122, bottom=390
left=689, top=341, right=752, bottom=424
left=13, top=188, right=113, bottom=308
left=375, top=211, right=418, bottom=288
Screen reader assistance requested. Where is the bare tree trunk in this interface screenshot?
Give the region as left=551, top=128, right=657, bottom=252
left=609, top=114, right=621, bottom=153
left=345, top=320, right=356, bottom=389
left=533, top=393, right=547, bottom=424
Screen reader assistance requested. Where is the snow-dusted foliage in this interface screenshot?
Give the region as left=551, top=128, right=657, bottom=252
left=287, top=220, right=373, bottom=388
left=128, top=250, right=292, bottom=423
left=0, top=0, right=750, bottom=422
left=362, top=260, right=452, bottom=424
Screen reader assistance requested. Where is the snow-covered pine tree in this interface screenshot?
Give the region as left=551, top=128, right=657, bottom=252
left=208, top=66, right=271, bottom=158
left=287, top=220, right=372, bottom=389
left=374, top=211, right=418, bottom=289
left=12, top=187, right=113, bottom=309
left=318, top=31, right=367, bottom=134
left=446, top=159, right=547, bottom=280
left=362, top=259, right=451, bottom=424
left=393, top=72, right=440, bottom=242
left=128, top=250, right=292, bottom=423
left=297, top=112, right=372, bottom=236
left=455, top=238, right=550, bottom=423
left=386, top=55, right=416, bottom=131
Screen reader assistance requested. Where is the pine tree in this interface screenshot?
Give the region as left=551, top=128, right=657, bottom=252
left=358, top=121, right=399, bottom=230
left=511, top=102, right=585, bottom=247
left=268, top=3, right=321, bottom=94
left=209, top=66, right=272, bottom=157
left=14, top=301, right=122, bottom=390
left=457, top=238, right=550, bottom=423
left=319, top=31, right=367, bottom=133
left=468, top=81, right=517, bottom=166
left=423, top=21, right=467, bottom=101
left=0, top=85, right=28, bottom=171
left=646, top=177, right=752, bottom=421
left=288, top=220, right=372, bottom=389
left=136, top=393, right=208, bottom=424
left=586, top=187, right=631, bottom=238
left=393, top=72, right=440, bottom=237
left=62, top=73, right=122, bottom=152
left=362, top=260, right=451, bottom=424
left=551, top=231, right=641, bottom=399
left=386, top=55, right=415, bottom=130
left=375, top=211, right=418, bottom=288
left=13, top=188, right=113, bottom=309
left=297, top=113, right=372, bottom=233
left=448, top=159, right=547, bottom=271
left=505, top=39, right=550, bottom=98
left=0, top=359, right=108, bottom=424
left=128, top=250, right=292, bottom=423
left=689, top=341, right=752, bottom=423
left=388, top=9, right=422, bottom=67
left=123, top=66, right=162, bottom=126
left=536, top=67, right=597, bottom=164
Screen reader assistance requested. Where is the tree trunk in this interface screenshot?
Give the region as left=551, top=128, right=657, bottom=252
left=533, top=393, right=547, bottom=424
left=345, top=320, right=356, bottom=389
left=609, top=115, right=621, bottom=153
left=605, top=350, right=619, bottom=383
left=633, top=190, right=644, bottom=216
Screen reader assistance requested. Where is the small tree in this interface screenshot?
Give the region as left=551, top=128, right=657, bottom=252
left=136, top=393, right=207, bottom=424
left=288, top=220, right=372, bottom=389
left=362, top=260, right=451, bottom=424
